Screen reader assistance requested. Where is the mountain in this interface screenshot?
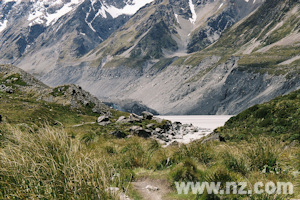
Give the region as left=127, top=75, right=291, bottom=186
left=1, top=0, right=300, bottom=115
left=0, top=0, right=152, bottom=74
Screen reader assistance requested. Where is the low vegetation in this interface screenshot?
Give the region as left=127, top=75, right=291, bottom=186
left=216, top=89, right=300, bottom=141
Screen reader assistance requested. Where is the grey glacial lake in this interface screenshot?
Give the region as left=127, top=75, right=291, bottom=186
left=157, top=115, right=233, bottom=131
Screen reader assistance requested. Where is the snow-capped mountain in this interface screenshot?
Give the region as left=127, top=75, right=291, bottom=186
left=0, top=0, right=153, bottom=72
left=0, top=0, right=299, bottom=115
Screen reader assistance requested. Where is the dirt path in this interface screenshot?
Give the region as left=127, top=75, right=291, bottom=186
left=72, top=122, right=96, bottom=127
left=131, top=178, right=173, bottom=200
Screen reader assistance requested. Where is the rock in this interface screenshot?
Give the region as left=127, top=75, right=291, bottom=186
left=116, top=116, right=127, bottom=123
left=129, top=114, right=142, bottom=122
left=110, top=131, right=127, bottom=138
left=97, top=115, right=110, bottom=123
left=146, top=123, right=155, bottom=129
left=129, top=126, right=143, bottom=132
left=173, top=122, right=182, bottom=131
left=97, top=114, right=111, bottom=126
left=141, top=111, right=154, bottom=120
left=146, top=185, right=159, bottom=191
left=153, top=117, right=164, bottom=124
left=98, top=121, right=111, bottom=126
left=116, top=115, right=141, bottom=123
left=129, top=126, right=152, bottom=138
left=0, top=85, right=14, bottom=93
left=201, top=132, right=225, bottom=144
left=131, top=113, right=142, bottom=120
left=155, top=128, right=162, bottom=133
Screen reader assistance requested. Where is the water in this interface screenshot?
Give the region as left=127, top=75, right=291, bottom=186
left=156, top=115, right=233, bottom=131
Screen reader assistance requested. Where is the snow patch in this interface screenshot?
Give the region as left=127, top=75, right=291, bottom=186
left=188, top=0, right=197, bottom=24
left=98, top=0, right=153, bottom=19
left=174, top=13, right=179, bottom=23
left=27, top=0, right=83, bottom=26
left=218, top=3, right=224, bottom=10
left=0, top=19, right=8, bottom=33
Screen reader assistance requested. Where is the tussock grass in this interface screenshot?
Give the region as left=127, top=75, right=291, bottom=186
left=0, top=125, right=117, bottom=199
left=247, top=138, right=284, bottom=172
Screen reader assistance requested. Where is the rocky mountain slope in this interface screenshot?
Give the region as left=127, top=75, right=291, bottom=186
left=0, top=0, right=152, bottom=74
left=1, top=0, right=300, bottom=115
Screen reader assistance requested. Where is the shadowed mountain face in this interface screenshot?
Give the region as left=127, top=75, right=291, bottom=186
left=1, top=0, right=299, bottom=115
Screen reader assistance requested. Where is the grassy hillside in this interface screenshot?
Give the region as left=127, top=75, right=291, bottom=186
left=216, top=89, right=300, bottom=141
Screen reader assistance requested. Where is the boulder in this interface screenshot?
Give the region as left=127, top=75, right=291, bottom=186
left=116, top=115, right=141, bottom=123
left=153, top=117, right=163, bottom=124
left=97, top=114, right=111, bottom=126
left=129, top=126, right=152, bottom=138
left=131, top=113, right=142, bottom=120
left=141, top=111, right=154, bottom=120
left=146, top=123, right=155, bottom=129
left=155, top=128, right=162, bottom=133
left=99, top=121, right=111, bottom=126
left=116, top=116, right=127, bottom=123
left=110, top=131, right=127, bottom=138
left=201, top=133, right=225, bottom=144
left=129, top=114, right=142, bottom=122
